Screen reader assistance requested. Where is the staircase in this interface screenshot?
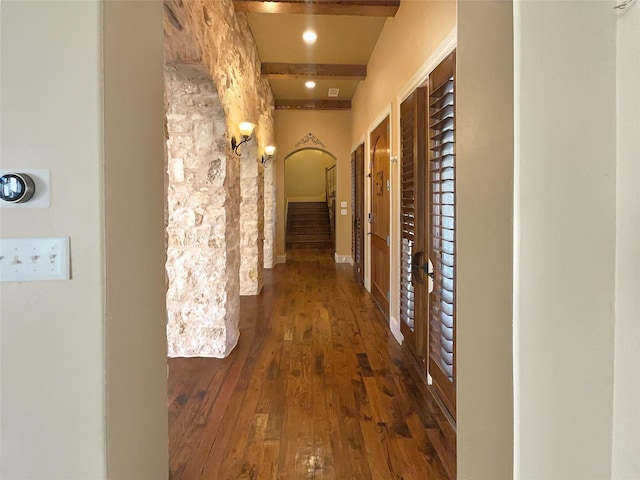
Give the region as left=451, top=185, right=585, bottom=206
left=286, top=202, right=334, bottom=249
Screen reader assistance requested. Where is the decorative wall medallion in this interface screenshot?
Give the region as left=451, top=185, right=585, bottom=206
left=294, top=132, right=327, bottom=149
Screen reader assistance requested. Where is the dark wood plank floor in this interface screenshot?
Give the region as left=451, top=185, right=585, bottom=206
left=168, top=249, right=456, bottom=480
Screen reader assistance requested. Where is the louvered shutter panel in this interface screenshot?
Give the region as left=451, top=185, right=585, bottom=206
left=429, top=53, right=456, bottom=392
left=400, top=93, right=416, bottom=332
left=354, top=144, right=364, bottom=282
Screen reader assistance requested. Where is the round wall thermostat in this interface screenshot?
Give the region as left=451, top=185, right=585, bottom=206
left=0, top=173, right=36, bottom=203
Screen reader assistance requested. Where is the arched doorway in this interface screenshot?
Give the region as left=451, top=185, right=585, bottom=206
left=284, top=148, right=337, bottom=250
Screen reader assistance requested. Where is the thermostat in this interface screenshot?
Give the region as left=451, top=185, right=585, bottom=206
left=0, top=173, right=36, bottom=203
left=0, top=169, right=50, bottom=208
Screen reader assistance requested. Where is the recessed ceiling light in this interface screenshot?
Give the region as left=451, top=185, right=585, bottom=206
left=302, top=29, right=317, bottom=45
left=305, top=80, right=316, bottom=89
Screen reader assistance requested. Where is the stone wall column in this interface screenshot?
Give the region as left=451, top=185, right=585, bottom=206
left=239, top=144, right=264, bottom=295
left=263, top=161, right=276, bottom=268
left=165, top=64, right=240, bottom=358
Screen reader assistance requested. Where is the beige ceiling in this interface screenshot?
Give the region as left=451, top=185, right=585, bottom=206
left=246, top=13, right=386, bottom=64
left=269, top=78, right=359, bottom=101
left=243, top=9, right=390, bottom=108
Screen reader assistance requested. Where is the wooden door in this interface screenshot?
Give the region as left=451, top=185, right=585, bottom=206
left=400, top=88, right=428, bottom=365
left=351, top=143, right=365, bottom=284
left=370, top=117, right=390, bottom=317
left=427, top=51, right=456, bottom=417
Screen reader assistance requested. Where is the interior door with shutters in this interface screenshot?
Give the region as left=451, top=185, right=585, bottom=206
left=370, top=118, right=390, bottom=317
left=427, top=51, right=456, bottom=417
left=352, top=143, right=365, bottom=284
left=400, top=88, right=428, bottom=363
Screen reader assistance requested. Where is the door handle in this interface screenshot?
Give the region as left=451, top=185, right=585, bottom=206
left=412, top=251, right=424, bottom=285
left=412, top=250, right=434, bottom=286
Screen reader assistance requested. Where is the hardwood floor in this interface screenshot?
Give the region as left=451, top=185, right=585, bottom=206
left=168, top=249, right=456, bottom=479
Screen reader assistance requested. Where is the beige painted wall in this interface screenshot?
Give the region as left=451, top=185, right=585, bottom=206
left=0, top=1, right=168, bottom=478
left=351, top=1, right=456, bottom=142
left=285, top=149, right=336, bottom=201
left=612, top=3, right=640, bottom=478
left=0, top=1, right=107, bottom=477
left=457, top=2, right=514, bottom=477
left=274, top=110, right=352, bottom=260
left=514, top=1, right=617, bottom=478
left=104, top=2, right=169, bottom=477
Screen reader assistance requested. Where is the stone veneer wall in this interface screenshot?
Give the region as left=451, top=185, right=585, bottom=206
left=165, top=64, right=240, bottom=357
left=263, top=163, right=276, bottom=268
left=239, top=143, right=264, bottom=295
left=163, top=0, right=276, bottom=356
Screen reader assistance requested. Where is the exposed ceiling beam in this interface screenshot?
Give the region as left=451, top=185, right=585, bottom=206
left=275, top=99, right=352, bottom=110
left=262, top=63, right=366, bottom=80
left=233, top=1, right=400, bottom=17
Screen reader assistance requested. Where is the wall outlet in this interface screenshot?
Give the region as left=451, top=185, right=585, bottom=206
left=340, top=208, right=347, bottom=215
left=0, top=237, right=70, bottom=282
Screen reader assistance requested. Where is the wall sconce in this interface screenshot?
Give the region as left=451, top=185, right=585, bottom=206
left=231, top=122, right=255, bottom=155
left=261, top=145, right=276, bottom=166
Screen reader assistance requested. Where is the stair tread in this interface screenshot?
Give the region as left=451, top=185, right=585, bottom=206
left=286, top=202, right=333, bottom=250
left=286, top=236, right=332, bottom=241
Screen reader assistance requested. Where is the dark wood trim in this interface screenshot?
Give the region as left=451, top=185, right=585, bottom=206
left=355, top=143, right=365, bottom=285
left=233, top=0, right=400, bottom=16
left=275, top=99, right=351, bottom=110
left=262, top=63, right=367, bottom=80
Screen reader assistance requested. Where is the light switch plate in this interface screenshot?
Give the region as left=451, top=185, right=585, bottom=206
left=340, top=208, right=347, bottom=216
left=340, top=201, right=347, bottom=208
left=0, top=169, right=51, bottom=208
left=0, top=237, right=70, bottom=281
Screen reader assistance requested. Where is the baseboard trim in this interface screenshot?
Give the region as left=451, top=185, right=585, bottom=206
left=390, top=316, right=403, bottom=344
left=334, top=253, right=352, bottom=264
left=275, top=254, right=287, bottom=265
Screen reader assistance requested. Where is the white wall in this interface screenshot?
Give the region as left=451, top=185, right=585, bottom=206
left=0, top=1, right=168, bottom=478
left=612, top=3, right=640, bottom=478
left=514, top=2, right=617, bottom=478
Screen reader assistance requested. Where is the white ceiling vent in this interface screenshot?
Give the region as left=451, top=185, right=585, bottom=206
left=328, top=88, right=340, bottom=98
